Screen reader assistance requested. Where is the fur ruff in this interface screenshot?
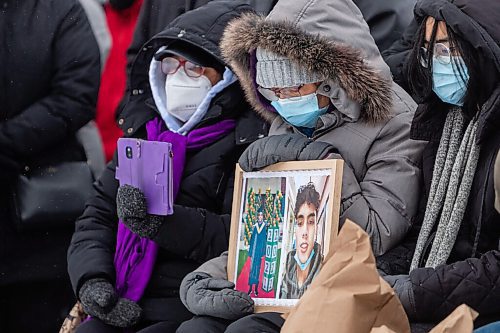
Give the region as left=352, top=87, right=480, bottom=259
left=221, top=13, right=393, bottom=123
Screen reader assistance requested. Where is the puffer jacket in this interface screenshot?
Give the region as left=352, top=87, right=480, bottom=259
left=0, top=0, right=100, bottom=286
left=67, top=0, right=267, bottom=323
left=221, top=0, right=425, bottom=256
left=387, top=0, right=500, bottom=325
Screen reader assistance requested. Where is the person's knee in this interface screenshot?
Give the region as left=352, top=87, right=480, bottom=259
left=225, top=316, right=252, bottom=333
left=225, top=315, right=266, bottom=333
left=226, top=312, right=284, bottom=333
left=177, top=316, right=228, bottom=333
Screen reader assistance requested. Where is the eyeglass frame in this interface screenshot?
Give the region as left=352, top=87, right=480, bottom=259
left=257, top=84, right=322, bottom=101
left=419, top=42, right=458, bottom=68
left=161, top=56, right=206, bottom=78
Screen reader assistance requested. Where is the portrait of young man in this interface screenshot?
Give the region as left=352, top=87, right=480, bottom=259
left=280, top=183, right=323, bottom=299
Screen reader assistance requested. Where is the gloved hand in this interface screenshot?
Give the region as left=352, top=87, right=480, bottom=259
left=238, top=134, right=337, bottom=172
left=116, top=185, right=164, bottom=238
left=383, top=274, right=417, bottom=320
left=79, top=278, right=142, bottom=328
left=180, top=272, right=254, bottom=320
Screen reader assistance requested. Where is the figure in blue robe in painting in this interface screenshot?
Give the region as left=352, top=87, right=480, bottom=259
left=248, top=210, right=267, bottom=296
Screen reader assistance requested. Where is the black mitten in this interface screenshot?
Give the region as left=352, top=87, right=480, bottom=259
left=116, top=185, right=164, bottom=238
left=78, top=278, right=142, bottom=328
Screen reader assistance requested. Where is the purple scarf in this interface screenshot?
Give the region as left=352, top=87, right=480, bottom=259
left=114, top=117, right=237, bottom=303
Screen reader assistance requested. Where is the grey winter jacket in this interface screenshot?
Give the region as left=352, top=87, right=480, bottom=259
left=181, top=0, right=424, bottom=299
left=180, top=1, right=425, bottom=316
left=221, top=0, right=425, bottom=256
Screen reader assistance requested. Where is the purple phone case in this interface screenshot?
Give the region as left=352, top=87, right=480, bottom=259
left=115, top=138, right=173, bottom=216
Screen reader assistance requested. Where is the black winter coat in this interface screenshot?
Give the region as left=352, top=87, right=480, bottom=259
left=379, top=0, right=500, bottom=325
left=67, top=1, right=267, bottom=323
left=0, top=0, right=100, bottom=286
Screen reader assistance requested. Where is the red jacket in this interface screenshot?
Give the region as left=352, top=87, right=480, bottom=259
left=96, top=0, right=143, bottom=161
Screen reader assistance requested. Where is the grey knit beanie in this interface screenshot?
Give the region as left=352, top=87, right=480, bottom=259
left=256, top=47, right=323, bottom=88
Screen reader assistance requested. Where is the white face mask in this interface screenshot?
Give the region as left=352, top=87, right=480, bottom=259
left=165, top=68, right=212, bottom=122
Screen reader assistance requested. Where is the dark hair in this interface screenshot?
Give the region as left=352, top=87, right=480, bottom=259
left=294, top=183, right=320, bottom=217
left=407, top=17, right=492, bottom=119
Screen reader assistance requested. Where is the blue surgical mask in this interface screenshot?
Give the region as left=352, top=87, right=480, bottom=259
left=271, top=93, right=329, bottom=128
left=432, top=56, right=469, bottom=106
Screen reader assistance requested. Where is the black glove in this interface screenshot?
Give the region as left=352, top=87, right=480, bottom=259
left=116, top=185, right=164, bottom=238
left=79, top=278, right=142, bottom=328
left=180, top=272, right=254, bottom=320
left=238, top=134, right=336, bottom=172
left=383, top=274, right=417, bottom=320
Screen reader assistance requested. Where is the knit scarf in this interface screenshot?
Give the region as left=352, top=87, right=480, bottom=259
left=114, top=117, right=236, bottom=302
left=411, top=108, right=480, bottom=270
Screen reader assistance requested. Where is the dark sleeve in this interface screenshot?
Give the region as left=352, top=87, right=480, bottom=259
left=67, top=155, right=120, bottom=296
left=382, top=18, right=419, bottom=92
left=152, top=163, right=237, bottom=263
left=152, top=205, right=231, bottom=264
left=125, top=0, right=152, bottom=75
left=409, top=250, right=500, bottom=322
left=0, top=3, right=100, bottom=159
left=354, top=0, right=416, bottom=52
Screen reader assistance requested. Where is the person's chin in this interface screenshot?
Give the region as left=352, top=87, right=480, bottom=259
left=298, top=244, right=310, bottom=261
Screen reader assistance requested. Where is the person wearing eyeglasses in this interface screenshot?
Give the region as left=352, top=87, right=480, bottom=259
left=378, top=0, right=500, bottom=330
left=66, top=1, right=268, bottom=332
left=176, top=0, right=425, bottom=331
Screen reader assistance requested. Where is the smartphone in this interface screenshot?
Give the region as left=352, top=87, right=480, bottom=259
left=115, top=138, right=173, bottom=216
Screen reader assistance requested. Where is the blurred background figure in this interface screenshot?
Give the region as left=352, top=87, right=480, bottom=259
left=0, top=0, right=101, bottom=332
left=79, top=0, right=112, bottom=69
left=95, top=0, right=144, bottom=161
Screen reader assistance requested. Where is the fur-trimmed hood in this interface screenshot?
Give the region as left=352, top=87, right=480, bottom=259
left=221, top=0, right=394, bottom=124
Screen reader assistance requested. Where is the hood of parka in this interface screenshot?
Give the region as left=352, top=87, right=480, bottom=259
left=220, top=0, right=394, bottom=124
left=414, top=0, right=500, bottom=144
left=120, top=0, right=254, bottom=136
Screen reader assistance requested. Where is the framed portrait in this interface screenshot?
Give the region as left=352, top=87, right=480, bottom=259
left=227, top=160, right=343, bottom=313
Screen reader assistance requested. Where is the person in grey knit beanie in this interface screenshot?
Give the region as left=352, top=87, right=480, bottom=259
left=177, top=0, right=425, bottom=331
left=255, top=47, right=323, bottom=89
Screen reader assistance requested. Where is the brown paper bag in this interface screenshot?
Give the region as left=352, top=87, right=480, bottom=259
left=282, top=220, right=410, bottom=333
left=429, top=304, right=478, bottom=333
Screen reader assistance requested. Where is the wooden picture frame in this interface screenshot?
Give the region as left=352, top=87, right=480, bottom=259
left=227, top=160, right=344, bottom=313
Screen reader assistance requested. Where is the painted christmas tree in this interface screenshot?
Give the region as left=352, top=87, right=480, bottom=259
left=262, top=189, right=284, bottom=292
left=243, top=187, right=260, bottom=246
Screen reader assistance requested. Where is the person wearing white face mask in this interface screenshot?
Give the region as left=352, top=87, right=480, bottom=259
left=151, top=41, right=229, bottom=134
left=154, top=42, right=224, bottom=124
left=67, top=2, right=269, bottom=332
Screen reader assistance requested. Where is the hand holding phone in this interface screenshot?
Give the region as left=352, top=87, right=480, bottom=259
left=115, top=138, right=173, bottom=216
